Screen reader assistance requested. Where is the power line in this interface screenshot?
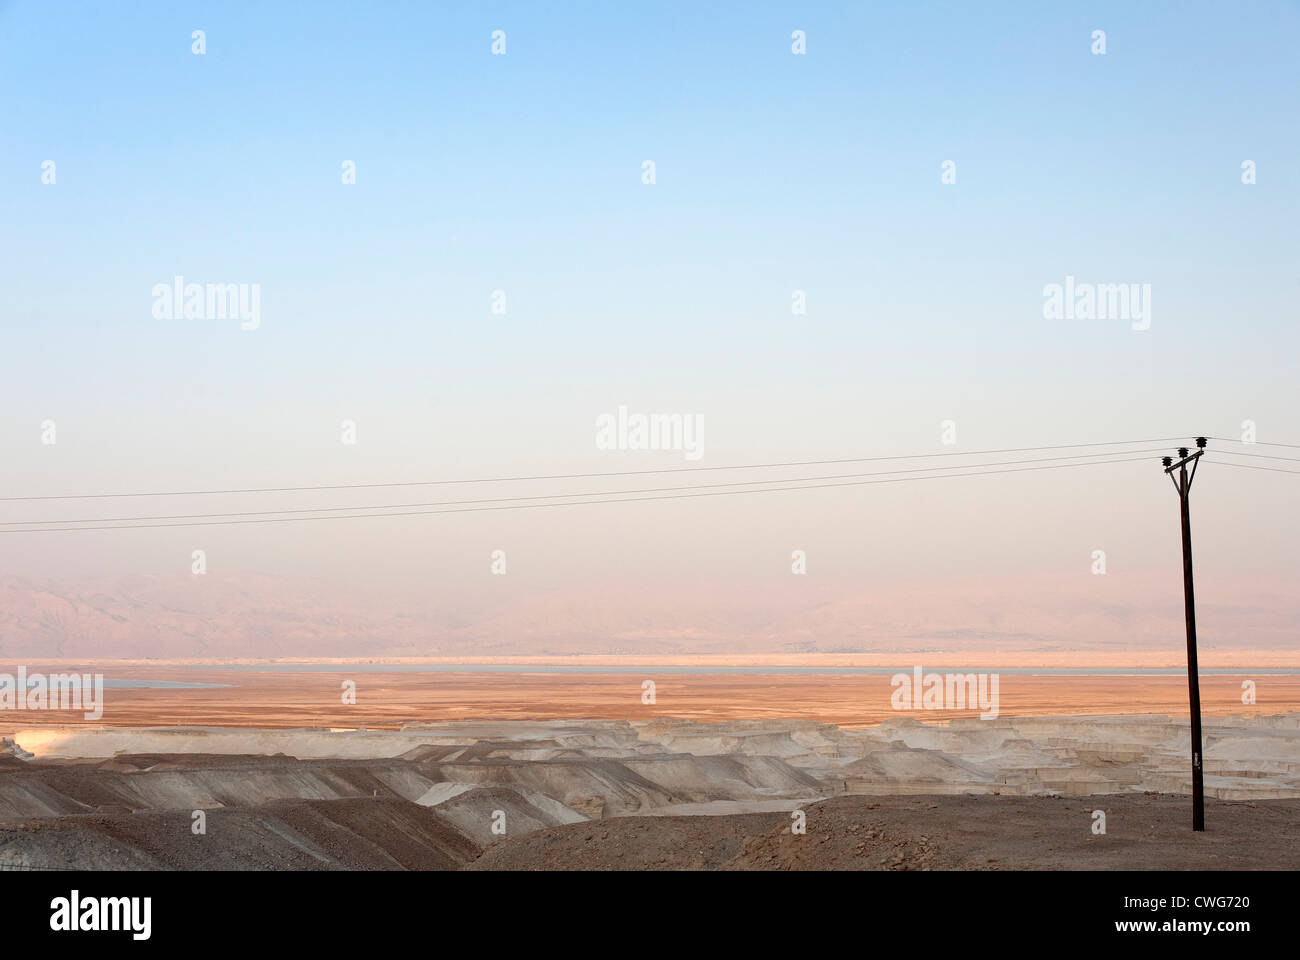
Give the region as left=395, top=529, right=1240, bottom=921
left=1208, top=436, right=1300, bottom=450
left=0, top=436, right=1193, bottom=503
left=1211, top=450, right=1300, bottom=463
left=0, top=454, right=1155, bottom=533
left=1205, top=459, right=1300, bottom=475
left=0, top=449, right=1170, bottom=527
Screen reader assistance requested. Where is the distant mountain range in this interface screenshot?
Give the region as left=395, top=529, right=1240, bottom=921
left=0, top=570, right=1292, bottom=659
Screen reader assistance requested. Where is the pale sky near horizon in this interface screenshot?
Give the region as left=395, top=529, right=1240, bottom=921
left=0, top=1, right=1296, bottom=649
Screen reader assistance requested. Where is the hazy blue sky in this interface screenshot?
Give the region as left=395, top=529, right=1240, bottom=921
left=0, top=2, right=1296, bottom=638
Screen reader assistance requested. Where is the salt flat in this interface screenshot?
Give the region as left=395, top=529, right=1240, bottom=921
left=4, top=665, right=1299, bottom=729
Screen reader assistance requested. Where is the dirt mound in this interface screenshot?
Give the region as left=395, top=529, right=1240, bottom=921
left=619, top=754, right=824, bottom=800
left=425, top=786, right=585, bottom=846
left=411, top=758, right=679, bottom=817
left=93, top=753, right=295, bottom=771
left=0, top=756, right=440, bottom=818
left=0, top=797, right=479, bottom=870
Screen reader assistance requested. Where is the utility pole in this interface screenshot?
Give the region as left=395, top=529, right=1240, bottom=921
left=1162, top=437, right=1207, bottom=831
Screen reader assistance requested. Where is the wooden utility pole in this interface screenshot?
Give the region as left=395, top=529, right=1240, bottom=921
left=1162, top=437, right=1207, bottom=831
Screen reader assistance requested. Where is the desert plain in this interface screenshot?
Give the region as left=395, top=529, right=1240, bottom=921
left=1, top=657, right=1298, bottom=871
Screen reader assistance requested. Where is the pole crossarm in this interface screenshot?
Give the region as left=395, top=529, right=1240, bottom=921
left=1164, top=448, right=1204, bottom=475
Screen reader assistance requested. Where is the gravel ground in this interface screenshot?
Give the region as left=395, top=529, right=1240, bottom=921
left=468, top=794, right=1300, bottom=870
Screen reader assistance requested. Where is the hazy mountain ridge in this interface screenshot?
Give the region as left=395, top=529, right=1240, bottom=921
left=0, top=571, right=1292, bottom=659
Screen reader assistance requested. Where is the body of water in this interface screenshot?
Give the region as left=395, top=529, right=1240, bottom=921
left=182, top=664, right=1299, bottom=676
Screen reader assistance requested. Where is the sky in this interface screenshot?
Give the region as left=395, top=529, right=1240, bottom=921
left=0, top=2, right=1296, bottom=654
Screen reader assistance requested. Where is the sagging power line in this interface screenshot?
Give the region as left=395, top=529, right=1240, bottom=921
left=0, top=436, right=1193, bottom=503
left=2, top=452, right=1159, bottom=533
left=1205, top=460, right=1300, bottom=475
left=0, top=448, right=1171, bottom=528
left=1208, top=436, right=1300, bottom=450
left=5, top=433, right=1294, bottom=535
